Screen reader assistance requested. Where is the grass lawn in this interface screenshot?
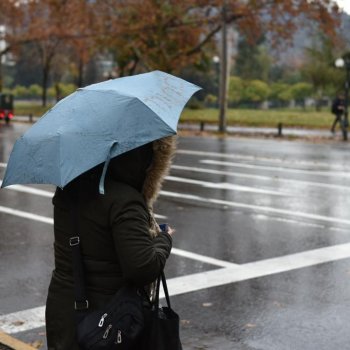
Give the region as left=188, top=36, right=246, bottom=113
left=14, top=100, right=53, bottom=117
left=181, top=108, right=334, bottom=129
left=14, top=101, right=334, bottom=130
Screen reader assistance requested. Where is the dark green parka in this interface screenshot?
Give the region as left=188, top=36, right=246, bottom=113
left=46, top=137, right=176, bottom=350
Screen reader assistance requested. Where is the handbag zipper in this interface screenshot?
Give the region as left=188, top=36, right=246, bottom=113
left=98, top=313, right=108, bottom=327
left=103, top=324, right=112, bottom=339
left=117, top=330, right=122, bottom=344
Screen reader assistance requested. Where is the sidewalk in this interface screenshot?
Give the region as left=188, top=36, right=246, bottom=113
left=178, top=122, right=334, bottom=139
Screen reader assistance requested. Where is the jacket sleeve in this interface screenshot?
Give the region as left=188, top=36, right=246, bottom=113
left=110, top=197, right=172, bottom=286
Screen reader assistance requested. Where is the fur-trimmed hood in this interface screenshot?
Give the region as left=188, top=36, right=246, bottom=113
left=142, top=136, right=177, bottom=236
left=142, top=136, right=177, bottom=208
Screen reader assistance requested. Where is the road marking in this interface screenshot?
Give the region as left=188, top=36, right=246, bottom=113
left=0, top=184, right=166, bottom=220
left=2, top=183, right=350, bottom=229
left=168, top=241, right=350, bottom=297
left=171, top=248, right=238, bottom=268
left=160, top=190, right=350, bottom=226
left=3, top=177, right=288, bottom=198
left=0, top=306, right=45, bottom=335
left=0, top=206, right=53, bottom=225
left=171, top=165, right=350, bottom=192
left=4, top=185, right=349, bottom=228
left=4, top=241, right=350, bottom=334
left=254, top=213, right=323, bottom=228
left=0, top=181, right=54, bottom=197
left=177, top=149, right=350, bottom=171
left=165, top=176, right=287, bottom=196
left=2, top=151, right=350, bottom=171
left=200, top=159, right=350, bottom=178
left=0, top=205, right=228, bottom=268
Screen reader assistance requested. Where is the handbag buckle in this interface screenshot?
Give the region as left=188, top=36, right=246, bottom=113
left=69, top=236, right=80, bottom=246
left=74, top=300, right=89, bottom=310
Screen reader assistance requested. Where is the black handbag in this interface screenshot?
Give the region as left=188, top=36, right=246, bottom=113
left=143, top=272, right=182, bottom=350
left=69, top=202, right=145, bottom=349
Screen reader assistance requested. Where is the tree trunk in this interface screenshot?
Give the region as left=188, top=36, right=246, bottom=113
left=77, top=57, right=84, bottom=87
left=0, top=57, right=3, bottom=93
left=42, top=65, right=49, bottom=107
left=55, top=82, right=61, bottom=102
left=218, top=1, right=228, bottom=133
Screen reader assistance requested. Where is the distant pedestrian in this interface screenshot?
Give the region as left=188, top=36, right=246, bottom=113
left=331, top=93, right=345, bottom=134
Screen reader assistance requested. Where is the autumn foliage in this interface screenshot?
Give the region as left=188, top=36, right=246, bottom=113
left=0, top=0, right=344, bottom=102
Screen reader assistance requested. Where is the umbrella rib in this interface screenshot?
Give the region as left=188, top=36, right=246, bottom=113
left=81, top=88, right=136, bottom=99
left=81, top=90, right=102, bottom=117
left=133, top=97, right=177, bottom=133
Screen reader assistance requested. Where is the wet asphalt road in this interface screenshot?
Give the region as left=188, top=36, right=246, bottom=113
left=1, top=122, right=350, bottom=349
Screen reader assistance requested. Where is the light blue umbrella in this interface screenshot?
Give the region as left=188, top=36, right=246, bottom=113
left=2, top=71, right=201, bottom=193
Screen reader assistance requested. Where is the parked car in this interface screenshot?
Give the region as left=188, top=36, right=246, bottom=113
left=0, top=93, right=14, bottom=124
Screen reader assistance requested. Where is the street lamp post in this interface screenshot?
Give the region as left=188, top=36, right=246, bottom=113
left=218, top=0, right=228, bottom=133
left=0, top=25, right=6, bottom=93
left=335, top=54, right=350, bottom=141
left=212, top=55, right=220, bottom=108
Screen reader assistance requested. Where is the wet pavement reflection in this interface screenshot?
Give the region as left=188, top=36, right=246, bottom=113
left=1, top=123, right=350, bottom=349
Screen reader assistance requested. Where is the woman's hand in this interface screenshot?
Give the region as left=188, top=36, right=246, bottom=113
left=159, top=223, right=175, bottom=236
left=167, top=226, right=175, bottom=236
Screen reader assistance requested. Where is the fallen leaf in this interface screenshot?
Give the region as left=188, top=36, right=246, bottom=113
left=245, top=323, right=256, bottom=328
left=181, top=319, right=191, bottom=325
left=202, top=302, right=213, bottom=307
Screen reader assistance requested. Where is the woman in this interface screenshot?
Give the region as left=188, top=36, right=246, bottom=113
left=45, top=136, right=176, bottom=349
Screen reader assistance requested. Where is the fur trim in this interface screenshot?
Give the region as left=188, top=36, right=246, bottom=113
left=142, top=136, right=177, bottom=207
left=142, top=136, right=177, bottom=237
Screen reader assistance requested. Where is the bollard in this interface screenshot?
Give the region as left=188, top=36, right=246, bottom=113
left=29, top=114, right=33, bottom=123
left=277, top=122, right=282, bottom=137
left=200, top=121, right=205, bottom=132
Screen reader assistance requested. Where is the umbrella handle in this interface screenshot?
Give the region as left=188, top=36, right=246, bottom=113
left=99, top=141, right=118, bottom=195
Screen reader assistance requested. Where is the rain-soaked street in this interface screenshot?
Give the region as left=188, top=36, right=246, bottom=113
left=1, top=122, right=350, bottom=349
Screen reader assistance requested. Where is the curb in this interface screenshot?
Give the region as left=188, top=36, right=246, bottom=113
left=0, top=331, right=36, bottom=350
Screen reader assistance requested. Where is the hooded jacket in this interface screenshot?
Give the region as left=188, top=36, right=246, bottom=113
left=45, top=136, right=176, bottom=350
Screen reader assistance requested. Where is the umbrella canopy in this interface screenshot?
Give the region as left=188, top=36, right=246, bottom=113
left=2, top=71, right=200, bottom=192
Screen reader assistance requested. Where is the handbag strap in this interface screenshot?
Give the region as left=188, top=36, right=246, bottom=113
left=154, top=271, right=172, bottom=310
left=69, top=198, right=90, bottom=312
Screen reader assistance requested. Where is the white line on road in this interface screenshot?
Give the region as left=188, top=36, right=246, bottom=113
left=200, top=159, right=350, bottom=178
left=0, top=181, right=54, bottom=197
left=0, top=205, right=226, bottom=267
left=0, top=205, right=53, bottom=225
left=0, top=306, right=45, bottom=334
left=177, top=149, right=350, bottom=171
left=4, top=184, right=348, bottom=228
left=0, top=184, right=167, bottom=220
left=2, top=182, right=350, bottom=229
left=165, top=175, right=288, bottom=196
left=171, top=248, right=238, bottom=268
left=4, top=241, right=350, bottom=334
left=160, top=190, right=350, bottom=226
left=2, top=151, right=350, bottom=171
left=167, top=241, right=350, bottom=297
left=171, top=165, right=350, bottom=192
